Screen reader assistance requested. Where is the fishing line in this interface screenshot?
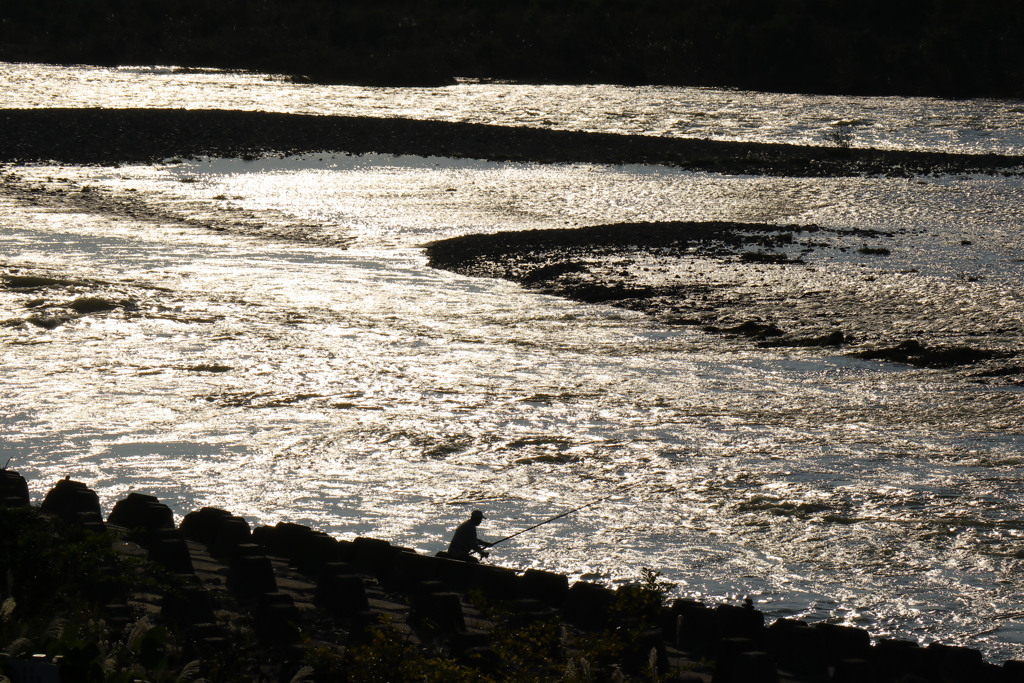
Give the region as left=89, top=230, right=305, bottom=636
left=489, top=482, right=638, bottom=547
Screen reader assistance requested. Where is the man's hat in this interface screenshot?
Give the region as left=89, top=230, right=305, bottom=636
left=471, top=509, right=484, bottom=519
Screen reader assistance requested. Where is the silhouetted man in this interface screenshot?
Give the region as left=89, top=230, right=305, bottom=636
left=447, top=509, right=493, bottom=562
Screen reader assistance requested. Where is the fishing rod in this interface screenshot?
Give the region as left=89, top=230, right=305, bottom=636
left=488, top=483, right=637, bottom=547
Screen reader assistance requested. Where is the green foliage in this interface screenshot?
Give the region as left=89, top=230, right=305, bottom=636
left=0, top=507, right=185, bottom=682
left=0, top=507, right=129, bottom=612
left=344, top=627, right=423, bottom=683
left=0, top=514, right=689, bottom=683
left=639, top=568, right=675, bottom=599
left=334, top=623, right=491, bottom=683
left=457, top=569, right=680, bottom=683
left=610, top=567, right=675, bottom=628
left=492, top=620, right=565, bottom=682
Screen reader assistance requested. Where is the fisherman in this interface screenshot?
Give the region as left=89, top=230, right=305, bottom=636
left=447, top=509, right=493, bottom=562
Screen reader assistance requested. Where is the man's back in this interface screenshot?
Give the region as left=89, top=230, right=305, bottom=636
left=448, top=518, right=479, bottom=556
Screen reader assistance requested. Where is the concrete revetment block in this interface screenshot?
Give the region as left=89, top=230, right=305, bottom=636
left=227, top=554, right=277, bottom=598
left=40, top=478, right=101, bottom=523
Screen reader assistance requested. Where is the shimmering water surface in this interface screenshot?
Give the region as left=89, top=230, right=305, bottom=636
left=3, top=62, right=1024, bottom=154
left=3, top=63, right=1024, bottom=661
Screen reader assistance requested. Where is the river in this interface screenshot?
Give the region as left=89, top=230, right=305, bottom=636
left=2, top=62, right=1024, bottom=661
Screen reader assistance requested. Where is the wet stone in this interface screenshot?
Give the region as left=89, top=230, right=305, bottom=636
left=68, top=296, right=122, bottom=314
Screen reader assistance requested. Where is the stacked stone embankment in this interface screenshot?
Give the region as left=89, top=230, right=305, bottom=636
left=3, top=469, right=1024, bottom=682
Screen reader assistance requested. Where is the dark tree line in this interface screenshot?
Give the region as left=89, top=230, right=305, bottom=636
left=2, top=0, right=1022, bottom=98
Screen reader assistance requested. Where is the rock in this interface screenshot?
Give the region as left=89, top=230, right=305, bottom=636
left=711, top=637, right=759, bottom=683
left=563, top=581, right=615, bottom=630
left=314, top=574, right=369, bottom=615
left=208, top=515, right=252, bottom=558
left=162, top=586, right=217, bottom=628
left=290, top=530, right=340, bottom=576
left=814, top=622, right=871, bottom=665
left=40, top=478, right=101, bottom=524
left=148, top=534, right=195, bottom=574
left=715, top=603, right=765, bottom=642
left=0, top=468, right=30, bottom=507
left=1003, top=660, right=1024, bottom=682
left=730, top=651, right=779, bottom=683
left=852, top=339, right=1013, bottom=368
left=1, top=274, right=77, bottom=289
left=404, top=552, right=475, bottom=591
left=227, top=554, right=277, bottom=598
left=255, top=593, right=302, bottom=645
left=180, top=506, right=234, bottom=545
left=832, top=657, right=876, bottom=683
left=505, top=598, right=560, bottom=630
left=521, top=568, right=569, bottom=607
left=925, top=642, right=985, bottom=683
left=759, top=329, right=848, bottom=348
left=351, top=536, right=400, bottom=578
left=677, top=604, right=722, bottom=655
left=869, top=639, right=924, bottom=682
left=253, top=521, right=313, bottom=558
left=107, top=492, right=175, bottom=533
left=768, top=624, right=828, bottom=680
left=68, top=296, right=121, bottom=314
left=412, top=591, right=466, bottom=632
left=26, top=312, right=73, bottom=329
left=468, top=564, right=521, bottom=602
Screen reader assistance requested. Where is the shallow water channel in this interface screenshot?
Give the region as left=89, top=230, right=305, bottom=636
left=2, top=63, right=1024, bottom=661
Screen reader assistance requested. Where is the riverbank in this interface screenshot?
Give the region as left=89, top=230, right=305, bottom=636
left=3, top=1, right=1023, bottom=98
left=4, top=471, right=1024, bottom=683
left=3, top=108, right=1024, bottom=178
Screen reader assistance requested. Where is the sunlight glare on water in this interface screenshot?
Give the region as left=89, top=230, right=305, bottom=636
left=3, top=61, right=1024, bottom=154
left=3, top=63, right=1024, bottom=661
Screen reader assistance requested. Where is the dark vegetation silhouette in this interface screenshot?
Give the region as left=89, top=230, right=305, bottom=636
left=1, top=0, right=1023, bottom=97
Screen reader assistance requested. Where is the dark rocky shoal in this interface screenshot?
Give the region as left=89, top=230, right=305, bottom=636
left=425, top=221, right=1024, bottom=383
left=2, top=108, right=1024, bottom=178
left=5, top=470, right=1024, bottom=683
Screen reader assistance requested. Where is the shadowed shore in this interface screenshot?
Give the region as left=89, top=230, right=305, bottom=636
left=3, top=108, right=1023, bottom=178
left=3, top=1, right=1024, bottom=98
left=5, top=471, right=1024, bottom=682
